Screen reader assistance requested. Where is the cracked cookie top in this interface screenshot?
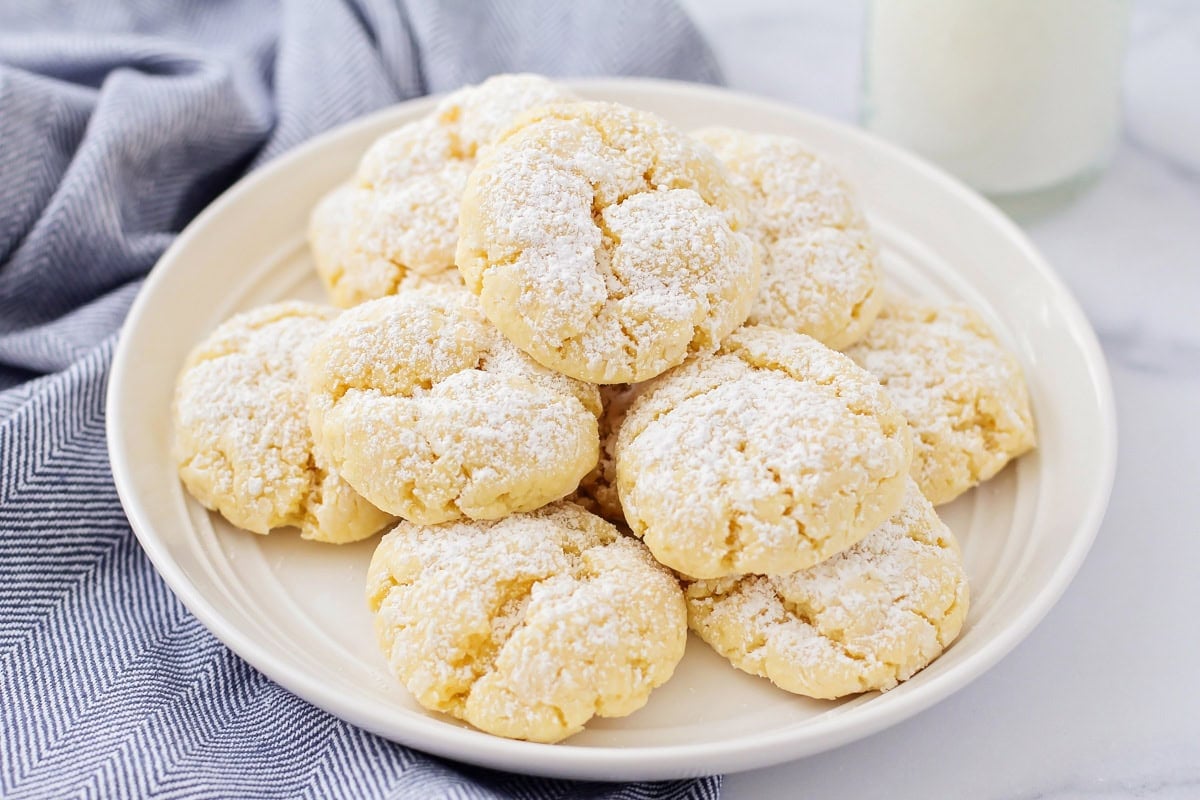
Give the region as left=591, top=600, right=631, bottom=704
left=694, top=127, right=883, bottom=350
left=366, top=501, right=687, bottom=742
left=615, top=325, right=912, bottom=579
left=306, top=287, right=601, bottom=525
left=456, top=101, right=759, bottom=384
left=844, top=300, right=1036, bottom=505
left=685, top=479, right=968, bottom=699
left=172, top=301, right=393, bottom=543
left=308, top=74, right=577, bottom=308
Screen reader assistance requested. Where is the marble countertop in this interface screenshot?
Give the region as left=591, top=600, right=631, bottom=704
left=682, top=1, right=1200, bottom=797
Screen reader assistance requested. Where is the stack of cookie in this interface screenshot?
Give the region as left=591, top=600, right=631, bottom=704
left=172, top=74, right=1036, bottom=743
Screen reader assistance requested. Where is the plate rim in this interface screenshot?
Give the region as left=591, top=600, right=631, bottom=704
left=106, top=76, right=1118, bottom=780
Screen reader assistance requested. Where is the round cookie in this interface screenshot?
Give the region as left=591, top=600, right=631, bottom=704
left=457, top=101, right=759, bottom=384
left=686, top=479, right=969, bottom=699
left=571, top=383, right=641, bottom=524
left=366, top=501, right=687, bottom=743
left=694, top=127, right=883, bottom=349
left=307, top=287, right=601, bottom=524
left=616, top=325, right=912, bottom=579
left=309, top=74, right=577, bottom=308
left=173, top=301, right=392, bottom=543
left=844, top=300, right=1036, bottom=505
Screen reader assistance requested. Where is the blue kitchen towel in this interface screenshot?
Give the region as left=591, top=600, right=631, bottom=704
left=0, top=2, right=723, bottom=797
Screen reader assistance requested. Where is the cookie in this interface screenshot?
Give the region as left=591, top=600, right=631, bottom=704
left=616, top=325, right=912, bottom=579
left=571, top=383, right=641, bottom=524
left=686, top=479, right=968, bottom=699
left=309, top=74, right=577, bottom=308
left=457, top=101, right=759, bottom=384
left=844, top=300, right=1036, bottom=505
left=366, top=501, right=687, bottom=743
left=173, top=301, right=392, bottom=543
left=308, top=182, right=467, bottom=308
left=307, top=287, right=601, bottom=524
left=694, top=127, right=882, bottom=349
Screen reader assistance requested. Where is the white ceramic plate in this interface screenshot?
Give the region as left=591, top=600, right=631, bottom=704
left=107, top=78, right=1116, bottom=781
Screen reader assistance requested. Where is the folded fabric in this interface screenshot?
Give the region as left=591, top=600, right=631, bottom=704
left=0, top=1, right=722, bottom=797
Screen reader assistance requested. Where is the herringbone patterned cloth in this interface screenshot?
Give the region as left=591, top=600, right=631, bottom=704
left=0, top=2, right=722, bottom=797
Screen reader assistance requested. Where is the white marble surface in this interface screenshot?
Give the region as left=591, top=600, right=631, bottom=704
left=682, top=1, right=1200, bottom=797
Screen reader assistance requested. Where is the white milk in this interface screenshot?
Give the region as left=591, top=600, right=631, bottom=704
left=864, top=0, right=1130, bottom=196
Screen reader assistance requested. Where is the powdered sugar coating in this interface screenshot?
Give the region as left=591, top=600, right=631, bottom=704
left=695, top=128, right=883, bottom=349
left=571, top=383, right=642, bottom=524
left=309, top=181, right=467, bottom=308
left=616, top=325, right=912, bottom=579
left=309, top=74, right=577, bottom=308
left=173, top=301, right=392, bottom=543
left=686, top=479, right=968, bottom=699
left=307, top=287, right=601, bottom=524
left=428, top=73, right=583, bottom=159
left=844, top=300, right=1036, bottom=505
left=366, top=501, right=687, bottom=743
left=457, top=101, right=759, bottom=384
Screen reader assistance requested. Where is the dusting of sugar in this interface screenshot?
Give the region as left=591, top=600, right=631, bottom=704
left=844, top=299, right=1036, bottom=505
left=309, top=75, right=578, bottom=307
left=173, top=301, right=392, bottom=542
left=365, top=501, right=686, bottom=742
left=307, top=287, right=601, bottom=524
left=685, top=479, right=969, bottom=699
left=436, top=73, right=582, bottom=158
left=694, top=127, right=883, bottom=349
left=457, top=102, right=759, bottom=384
left=615, top=325, right=912, bottom=579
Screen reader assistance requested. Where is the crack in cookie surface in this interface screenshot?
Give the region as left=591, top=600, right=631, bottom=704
left=694, top=127, right=883, bottom=350
left=457, top=101, right=759, bottom=384
left=615, top=325, right=912, bottom=578
left=366, top=502, right=687, bottom=742
left=173, top=301, right=392, bottom=543
left=844, top=300, right=1036, bottom=505
left=307, top=288, right=600, bottom=524
left=309, top=75, right=578, bottom=308
left=685, top=479, right=969, bottom=699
